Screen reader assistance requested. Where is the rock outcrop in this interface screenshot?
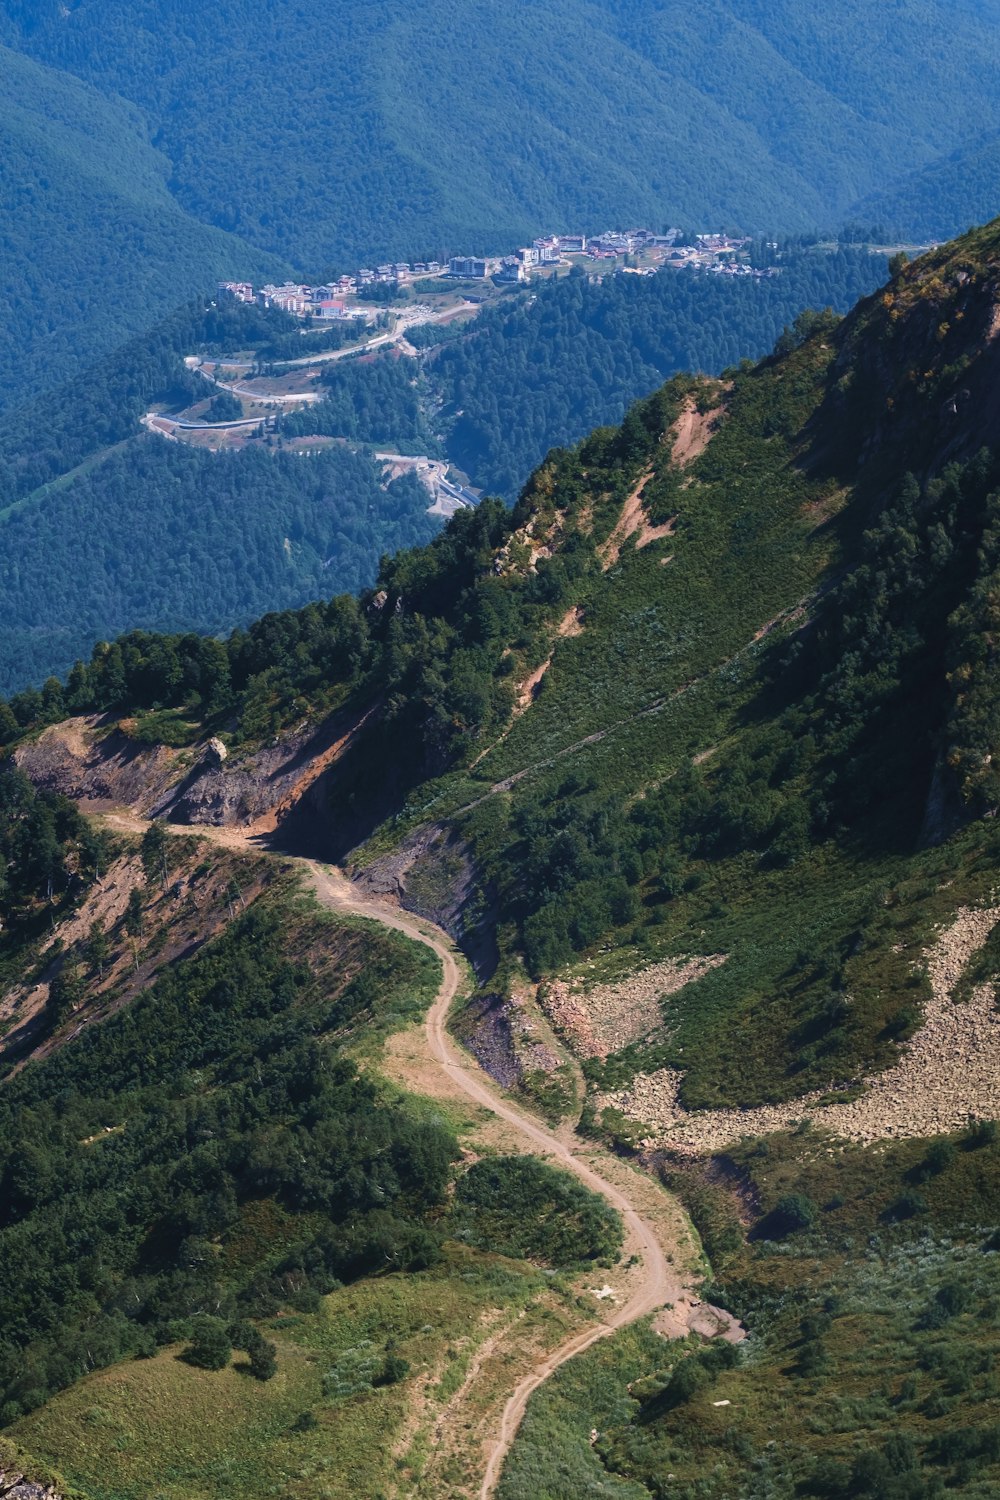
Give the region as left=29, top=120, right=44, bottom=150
left=0, top=1469, right=63, bottom=1499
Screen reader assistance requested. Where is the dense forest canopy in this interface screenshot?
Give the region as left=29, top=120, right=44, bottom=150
left=3, top=0, right=999, bottom=267
left=0, top=900, right=456, bottom=1421
left=0, top=43, right=283, bottom=413
left=0, top=441, right=437, bottom=697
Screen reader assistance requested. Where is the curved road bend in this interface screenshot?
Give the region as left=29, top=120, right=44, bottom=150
left=304, top=862, right=684, bottom=1499
left=99, top=817, right=728, bottom=1496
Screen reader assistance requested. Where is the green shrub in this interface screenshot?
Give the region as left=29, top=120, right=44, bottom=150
left=912, top=1140, right=957, bottom=1181
left=374, top=1350, right=410, bottom=1387
left=967, top=1119, right=998, bottom=1149
left=182, top=1316, right=232, bottom=1372
left=761, top=1193, right=818, bottom=1237
left=450, top=1156, right=622, bottom=1268
left=886, top=1189, right=928, bottom=1222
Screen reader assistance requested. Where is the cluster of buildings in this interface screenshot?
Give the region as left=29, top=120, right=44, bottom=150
left=448, top=229, right=683, bottom=284
left=664, top=233, right=780, bottom=276
left=219, top=229, right=780, bottom=318
left=218, top=280, right=374, bottom=319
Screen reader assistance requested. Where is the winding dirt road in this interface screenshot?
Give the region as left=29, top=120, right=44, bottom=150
left=98, top=815, right=736, bottom=1494
left=302, top=861, right=718, bottom=1497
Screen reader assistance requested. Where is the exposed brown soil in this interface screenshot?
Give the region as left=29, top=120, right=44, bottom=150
left=248, top=700, right=380, bottom=834
left=635, top=516, right=677, bottom=549
left=15, top=701, right=378, bottom=845
left=598, top=470, right=654, bottom=569
left=15, top=717, right=184, bottom=816
left=470, top=604, right=589, bottom=767
left=0, top=840, right=269, bottom=1072
left=670, top=395, right=723, bottom=467
left=513, top=605, right=584, bottom=715
left=557, top=604, right=586, bottom=637
left=599, top=906, right=1000, bottom=1149
left=515, top=656, right=552, bottom=713
left=598, top=426, right=703, bottom=570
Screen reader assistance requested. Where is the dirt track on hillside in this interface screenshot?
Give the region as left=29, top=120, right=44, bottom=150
left=98, top=812, right=739, bottom=1494
left=298, top=862, right=743, bottom=1495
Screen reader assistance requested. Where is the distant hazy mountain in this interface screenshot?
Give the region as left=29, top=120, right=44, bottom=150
left=854, top=127, right=1000, bottom=241
left=0, top=44, right=286, bottom=410
left=1, top=0, right=998, bottom=414
left=3, top=0, right=1000, bottom=274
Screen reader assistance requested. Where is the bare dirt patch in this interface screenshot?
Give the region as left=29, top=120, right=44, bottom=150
left=15, top=717, right=185, bottom=815
left=249, top=701, right=381, bottom=834
left=0, top=840, right=270, bottom=1071
left=17, top=700, right=382, bottom=840
left=557, top=604, right=585, bottom=637
left=496, top=605, right=588, bottom=729
left=541, top=954, right=727, bottom=1060
left=599, top=906, right=1000, bottom=1149
left=670, top=396, right=722, bottom=468
left=598, top=470, right=653, bottom=570
left=598, top=454, right=687, bottom=569
left=635, top=517, right=677, bottom=549
left=515, top=656, right=553, bottom=714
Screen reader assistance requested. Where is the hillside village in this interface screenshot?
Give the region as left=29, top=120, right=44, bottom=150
left=159, top=224, right=890, bottom=515
left=220, top=227, right=780, bottom=316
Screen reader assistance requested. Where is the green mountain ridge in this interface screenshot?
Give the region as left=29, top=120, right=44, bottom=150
left=6, top=0, right=1000, bottom=262
left=0, top=244, right=891, bottom=695
left=854, top=126, right=1000, bottom=244
left=6, top=219, right=1000, bottom=1499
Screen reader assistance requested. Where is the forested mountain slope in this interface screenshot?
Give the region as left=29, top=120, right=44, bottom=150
left=425, top=245, right=888, bottom=497
left=0, top=245, right=888, bottom=694
left=13, top=217, right=1000, bottom=1102
left=7, top=221, right=1000, bottom=1498
left=0, top=299, right=440, bottom=696
left=3, top=0, right=999, bottom=271
left=856, top=126, right=1000, bottom=243
left=0, top=44, right=283, bottom=411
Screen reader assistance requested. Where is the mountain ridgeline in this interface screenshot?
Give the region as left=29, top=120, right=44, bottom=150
left=10, top=221, right=1000, bottom=1086
left=0, top=243, right=890, bottom=695
left=7, top=223, right=1000, bottom=1500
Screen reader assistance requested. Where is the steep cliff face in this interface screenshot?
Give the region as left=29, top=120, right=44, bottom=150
left=824, top=221, right=1000, bottom=476
left=13, top=704, right=376, bottom=846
